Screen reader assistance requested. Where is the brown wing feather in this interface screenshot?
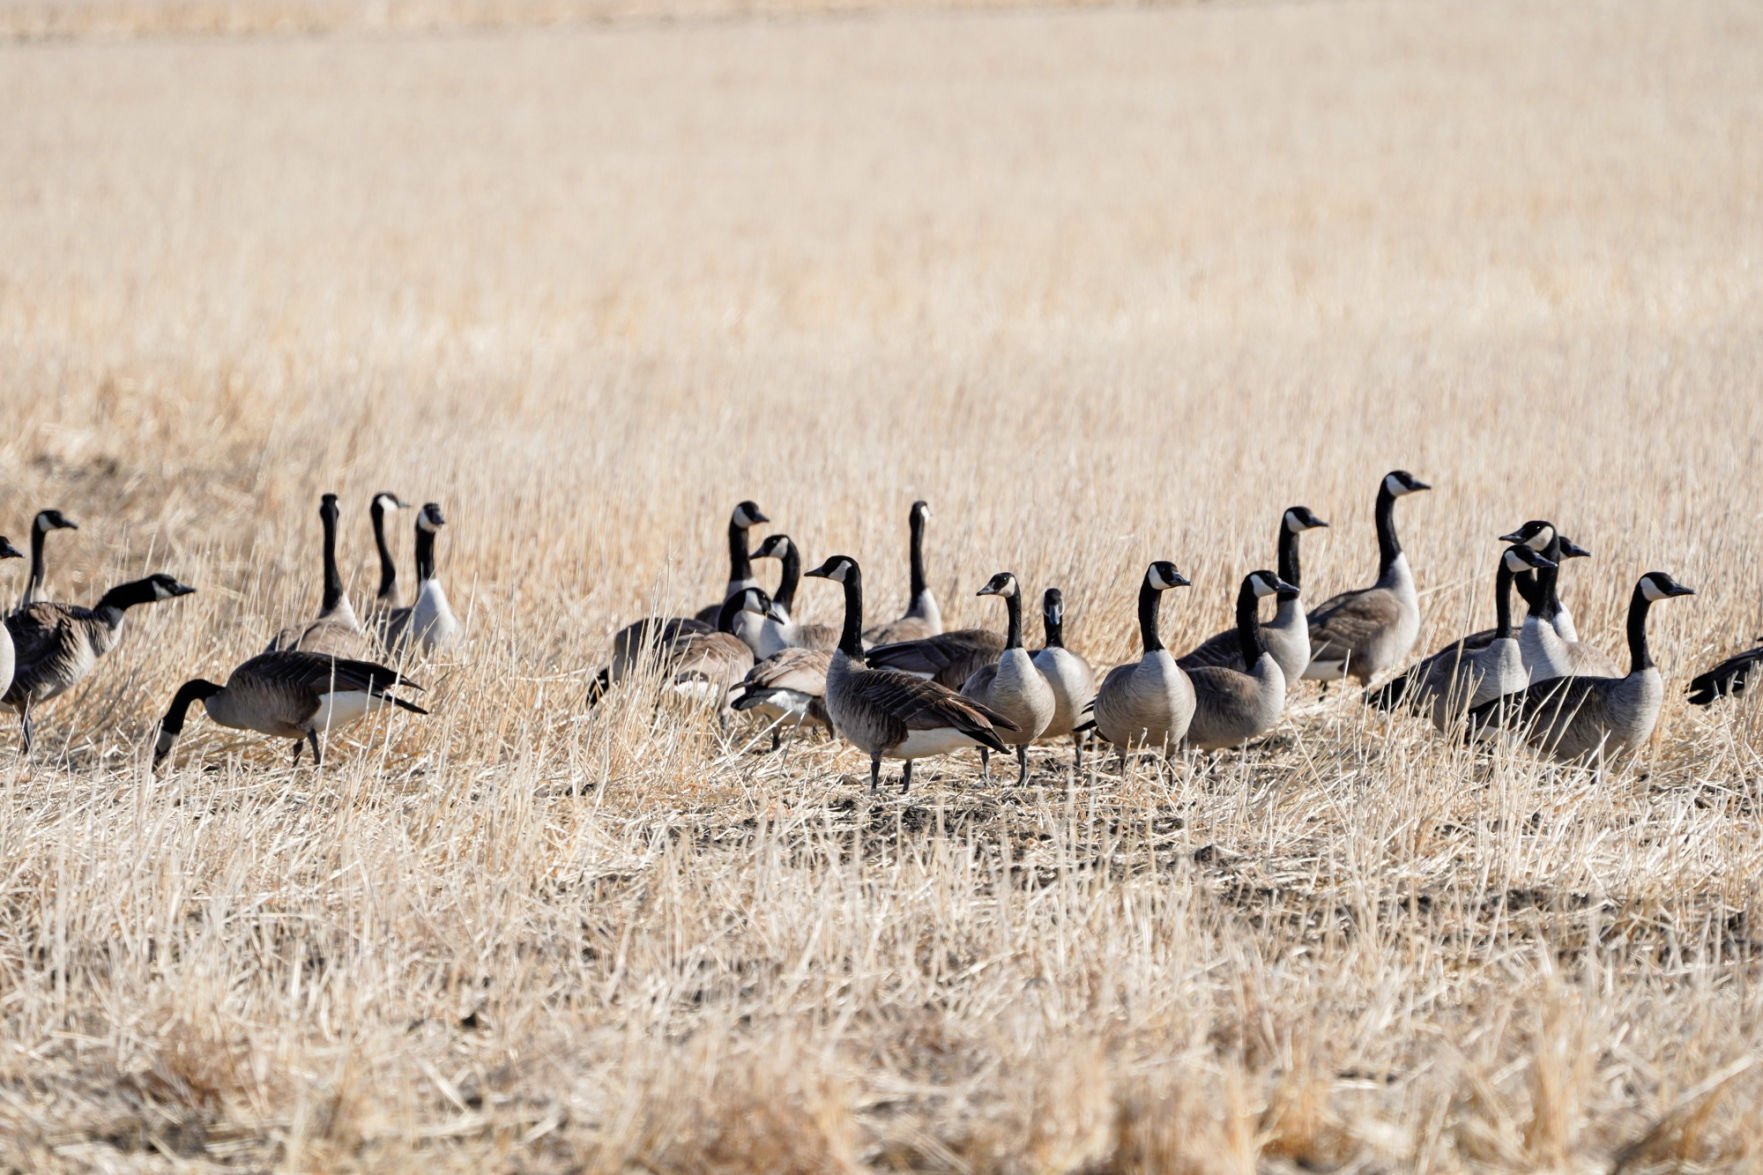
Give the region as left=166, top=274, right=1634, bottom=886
left=1178, top=628, right=1246, bottom=672
left=1307, top=587, right=1402, bottom=662
left=865, top=629, right=1004, bottom=689
left=848, top=667, right=1016, bottom=746
left=743, top=647, right=830, bottom=694
left=4, top=604, right=92, bottom=706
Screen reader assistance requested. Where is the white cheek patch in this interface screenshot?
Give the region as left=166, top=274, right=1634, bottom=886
left=1148, top=565, right=1179, bottom=590
left=1284, top=511, right=1301, bottom=533
left=1640, top=578, right=1667, bottom=602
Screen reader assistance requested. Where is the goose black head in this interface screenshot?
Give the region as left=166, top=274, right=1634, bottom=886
left=36, top=509, right=77, bottom=533
left=1283, top=506, right=1328, bottom=533
left=1383, top=470, right=1431, bottom=496
left=1042, top=588, right=1064, bottom=626
left=0, top=537, right=21, bottom=561
left=148, top=573, right=198, bottom=600
left=320, top=492, right=341, bottom=521
left=1145, top=561, right=1189, bottom=591
left=976, top=572, right=1019, bottom=598
left=806, top=555, right=858, bottom=584
left=1557, top=535, right=1591, bottom=559
left=910, top=500, right=932, bottom=523
left=1499, top=520, right=1555, bottom=549
left=1248, top=569, right=1298, bottom=599
left=1638, top=571, right=1695, bottom=601
left=733, top=500, right=769, bottom=528
left=736, top=586, right=772, bottom=615
left=753, top=534, right=793, bottom=560
left=417, top=503, right=446, bottom=532
left=371, top=492, right=405, bottom=513
left=1501, top=545, right=1555, bottom=573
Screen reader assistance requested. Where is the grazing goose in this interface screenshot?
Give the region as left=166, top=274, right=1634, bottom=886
left=19, top=509, right=77, bottom=611
left=587, top=613, right=712, bottom=705
left=692, top=500, right=770, bottom=628
left=863, top=500, right=943, bottom=646
left=1184, top=571, right=1297, bottom=750
left=1687, top=640, right=1763, bottom=706
left=1031, top=588, right=1097, bottom=768
left=154, top=650, right=427, bottom=769
left=1090, top=561, right=1196, bottom=752
left=1466, top=571, right=1694, bottom=763
left=267, top=493, right=372, bottom=659
left=731, top=646, right=833, bottom=748
left=382, top=503, right=461, bottom=656
left=805, top=555, right=1014, bottom=794
left=750, top=534, right=841, bottom=657
left=0, top=538, right=26, bottom=698
left=4, top=572, right=196, bottom=751
left=1305, top=470, right=1430, bottom=684
left=368, top=492, right=407, bottom=613
left=1365, top=544, right=1555, bottom=731
left=959, top=572, right=1055, bottom=783
left=1180, top=506, right=1327, bottom=684
left=663, top=587, right=771, bottom=708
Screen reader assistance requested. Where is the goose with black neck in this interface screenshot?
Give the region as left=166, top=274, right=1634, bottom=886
left=1185, top=570, right=1297, bottom=750
left=1305, top=470, right=1430, bottom=684
left=384, top=502, right=461, bottom=656
left=1182, top=506, right=1327, bottom=685
left=1031, top=588, right=1097, bottom=769
left=959, top=572, right=1055, bottom=783
left=1089, top=561, right=1196, bottom=752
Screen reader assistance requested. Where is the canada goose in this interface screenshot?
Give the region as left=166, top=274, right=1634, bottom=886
left=1365, top=544, right=1556, bottom=731
left=0, top=538, right=27, bottom=699
left=1305, top=471, right=1430, bottom=683
left=154, top=650, right=427, bottom=769
left=368, top=492, right=407, bottom=612
left=587, top=613, right=713, bottom=705
left=865, top=626, right=1005, bottom=691
left=1687, top=640, right=1763, bottom=706
left=4, top=572, right=196, bottom=751
left=1466, top=571, right=1694, bottom=762
left=267, top=493, right=372, bottom=659
left=959, top=572, right=1055, bottom=783
left=19, top=509, right=77, bottom=611
left=1090, top=561, right=1196, bottom=752
left=1183, top=571, right=1297, bottom=750
left=1439, top=521, right=1590, bottom=661
left=863, top=500, right=943, bottom=646
left=805, top=555, right=1014, bottom=794
left=730, top=646, right=833, bottom=748
left=1031, top=588, right=1097, bottom=768
left=692, top=500, right=770, bottom=626
left=663, top=587, right=771, bottom=708
left=750, top=534, right=841, bottom=657
left=382, top=503, right=461, bottom=656
left=1510, top=531, right=1616, bottom=678
left=1180, top=506, right=1328, bottom=685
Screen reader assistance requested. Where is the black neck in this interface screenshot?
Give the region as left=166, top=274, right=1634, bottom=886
left=1277, top=523, right=1301, bottom=588
left=1494, top=559, right=1516, bottom=640
left=908, top=511, right=927, bottom=600
left=771, top=543, right=801, bottom=613
left=837, top=568, right=865, bottom=658
left=29, top=525, right=47, bottom=596
left=715, top=592, right=746, bottom=635
left=1001, top=589, right=1023, bottom=650
left=1374, top=485, right=1402, bottom=574
left=1043, top=603, right=1064, bottom=649
left=414, top=525, right=437, bottom=583
left=1235, top=578, right=1265, bottom=666
left=372, top=502, right=397, bottom=599
left=321, top=507, right=345, bottom=614
left=1514, top=570, right=1540, bottom=614
left=728, top=519, right=753, bottom=586
left=1626, top=583, right=1655, bottom=673
left=159, top=679, right=220, bottom=738
left=1137, top=579, right=1164, bottom=654
left=1535, top=535, right=1563, bottom=620
left=96, top=577, right=159, bottom=613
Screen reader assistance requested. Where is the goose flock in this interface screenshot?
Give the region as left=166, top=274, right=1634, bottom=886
left=0, top=472, right=1753, bottom=783
left=592, top=472, right=1754, bottom=794
left=0, top=493, right=458, bottom=766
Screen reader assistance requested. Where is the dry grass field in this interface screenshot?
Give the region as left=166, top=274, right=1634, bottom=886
left=3, top=0, right=1763, bottom=1169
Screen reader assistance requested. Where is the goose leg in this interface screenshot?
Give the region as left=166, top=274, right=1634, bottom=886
left=770, top=730, right=782, bottom=753
left=290, top=739, right=303, bottom=766
left=307, top=730, right=323, bottom=767
left=900, top=760, right=913, bottom=796
left=1072, top=732, right=1084, bottom=771
left=978, top=746, right=991, bottom=782
left=1016, top=744, right=1030, bottom=785
left=869, top=754, right=882, bottom=793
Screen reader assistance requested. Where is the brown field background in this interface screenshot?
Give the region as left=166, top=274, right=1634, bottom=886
left=3, top=0, right=1763, bottom=1169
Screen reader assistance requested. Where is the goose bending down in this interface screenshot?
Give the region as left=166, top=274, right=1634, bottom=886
left=1090, top=562, right=1196, bottom=752
left=863, top=500, right=943, bottom=646
left=588, top=613, right=713, bottom=705
left=1181, top=506, right=1327, bottom=684
left=1687, top=641, right=1763, bottom=706
left=368, top=492, right=407, bottom=613
left=0, top=538, right=26, bottom=699
left=1305, top=470, right=1430, bottom=684
left=1466, top=571, right=1694, bottom=762
left=382, top=503, right=461, bottom=656
left=750, top=534, right=840, bottom=656
left=19, top=509, right=77, bottom=611
left=154, top=650, right=427, bottom=769
left=268, top=493, right=373, bottom=659
left=730, top=646, right=833, bottom=748
left=663, top=587, right=771, bottom=708
left=1183, top=571, right=1297, bottom=750
left=805, top=555, right=1014, bottom=794
left=1031, top=588, right=1097, bottom=768
left=692, top=500, right=770, bottom=633
left=4, top=573, right=196, bottom=751
left=865, top=626, right=1004, bottom=690
left=959, top=572, right=1055, bottom=783
left=1365, top=544, right=1556, bottom=731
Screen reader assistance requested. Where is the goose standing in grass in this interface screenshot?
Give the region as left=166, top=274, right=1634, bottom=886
left=1305, top=470, right=1430, bottom=684
left=731, top=647, right=833, bottom=749
left=4, top=572, right=195, bottom=751
left=1466, top=571, right=1694, bottom=763
left=367, top=492, right=407, bottom=615
left=1181, top=506, right=1327, bottom=684
left=268, top=492, right=373, bottom=659
left=1090, top=561, right=1195, bottom=752
left=153, top=650, right=427, bottom=769
left=863, top=499, right=943, bottom=646
left=1366, top=544, right=1556, bottom=731
left=0, top=539, right=26, bottom=697
left=750, top=534, right=840, bottom=656
left=19, top=509, right=77, bottom=612
left=383, top=503, right=461, bottom=657
left=959, top=572, right=1054, bottom=783
left=1687, top=640, right=1763, bottom=706
left=1184, top=571, right=1297, bottom=750
left=805, top=555, right=1014, bottom=794
left=693, top=500, right=769, bottom=630
left=1031, top=588, right=1097, bottom=769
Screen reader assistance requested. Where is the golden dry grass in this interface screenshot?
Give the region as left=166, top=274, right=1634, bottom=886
left=3, top=0, right=1763, bottom=1169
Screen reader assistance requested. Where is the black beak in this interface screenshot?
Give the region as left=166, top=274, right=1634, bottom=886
left=0, top=539, right=22, bottom=560
left=169, top=581, right=197, bottom=597
left=1559, top=537, right=1592, bottom=559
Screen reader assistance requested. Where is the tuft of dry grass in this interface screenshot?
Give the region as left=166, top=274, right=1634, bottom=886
left=3, top=0, right=1763, bottom=1169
